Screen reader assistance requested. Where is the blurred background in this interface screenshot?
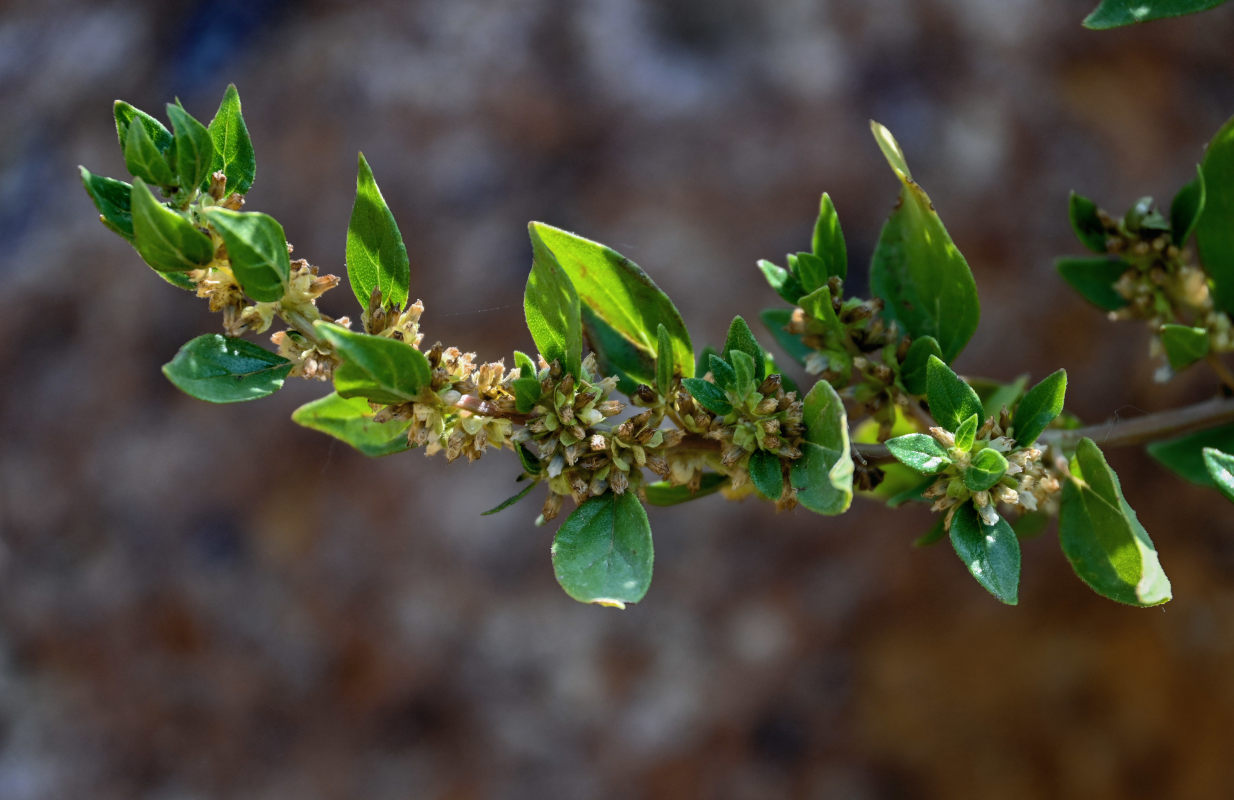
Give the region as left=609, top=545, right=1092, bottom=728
left=3, top=0, right=1234, bottom=797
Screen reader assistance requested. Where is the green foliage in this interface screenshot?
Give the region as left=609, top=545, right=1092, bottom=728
left=792, top=380, right=854, bottom=515
left=953, top=414, right=978, bottom=452
left=682, top=376, right=732, bottom=415
left=482, top=482, right=538, bottom=516
left=208, top=84, right=256, bottom=196
left=124, top=116, right=177, bottom=189
left=1012, top=369, right=1067, bottom=446
left=925, top=356, right=983, bottom=432
left=1196, top=113, right=1234, bottom=314
left=964, top=449, right=1008, bottom=492
left=528, top=223, right=694, bottom=388
left=868, top=122, right=980, bottom=363
left=524, top=223, right=583, bottom=377
left=131, top=179, right=214, bottom=272
left=722, top=317, right=765, bottom=382
left=346, top=153, right=411, bottom=311
left=1147, top=423, right=1234, bottom=488
left=551, top=491, right=653, bottom=608
left=884, top=433, right=951, bottom=474
left=166, top=102, right=216, bottom=192
left=757, top=259, right=805, bottom=304
left=1202, top=448, right=1234, bottom=502
left=1059, top=438, right=1171, bottom=606
left=1068, top=191, right=1109, bottom=253
left=811, top=193, right=847, bottom=282
left=1160, top=324, right=1210, bottom=371
left=643, top=473, right=728, bottom=506
left=1169, top=166, right=1206, bottom=246
left=315, top=322, right=431, bottom=404
left=162, top=334, right=292, bottom=402
left=899, top=336, right=942, bottom=396
left=950, top=503, right=1020, bottom=605
left=114, top=100, right=173, bottom=153
left=201, top=207, right=289, bottom=301
left=758, top=309, right=813, bottom=366
left=80, top=167, right=134, bottom=242
left=1055, top=258, right=1131, bottom=311
left=292, top=392, right=413, bottom=457
left=748, top=450, right=784, bottom=500
left=1083, top=0, right=1231, bottom=28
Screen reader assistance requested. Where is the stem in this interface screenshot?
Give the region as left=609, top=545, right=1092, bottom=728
left=852, top=396, right=1234, bottom=461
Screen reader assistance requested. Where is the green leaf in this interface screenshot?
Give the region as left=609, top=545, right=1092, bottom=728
left=124, top=116, right=177, bottom=188
left=643, top=473, right=728, bottom=506
left=482, top=481, right=538, bottom=516
left=166, top=102, right=215, bottom=192
left=207, top=84, right=256, bottom=195
left=1160, top=324, right=1210, bottom=372
left=1083, top=0, right=1231, bottom=28
left=1059, top=438, right=1171, bottom=606
left=551, top=491, right=653, bottom=608
left=512, top=351, right=543, bottom=414
left=655, top=324, right=674, bottom=397
left=114, top=101, right=172, bottom=153
left=346, top=153, right=411, bottom=311
left=201, top=207, right=290, bottom=301
left=925, top=355, right=983, bottom=432
left=790, top=252, right=829, bottom=295
left=799, top=285, right=842, bottom=333
left=1124, top=196, right=1170, bottom=234
left=1146, top=422, right=1234, bottom=488
left=1202, top=447, right=1234, bottom=503
left=811, top=192, right=847, bottom=281
left=884, top=433, right=952, bottom=474
left=757, top=259, right=804, bottom=304
left=722, top=316, right=765, bottom=381
left=1012, top=369, right=1067, bottom=446
left=899, top=335, right=942, bottom=396
left=759, top=309, right=812, bottom=366
left=1068, top=191, right=1109, bottom=253
left=1170, top=166, right=1206, bottom=246
left=130, top=178, right=214, bottom=272
left=949, top=502, right=1020, bottom=605
left=954, top=414, right=978, bottom=452
left=792, top=380, right=854, bottom=515
left=314, top=322, right=431, bottom=405
left=528, top=222, right=693, bottom=384
left=683, top=377, right=732, bottom=415
left=525, top=223, right=583, bottom=377
left=749, top=450, right=784, bottom=501
left=162, top=334, right=292, bottom=403
left=80, top=167, right=134, bottom=242
left=706, top=354, right=737, bottom=392
left=868, top=121, right=979, bottom=363
left=730, top=350, right=756, bottom=395
left=1056, top=257, right=1131, bottom=311
left=972, top=374, right=1028, bottom=420
left=291, top=392, right=413, bottom=457
left=1197, top=113, right=1234, bottom=314
left=1012, top=511, right=1051, bottom=539
left=964, top=448, right=1008, bottom=492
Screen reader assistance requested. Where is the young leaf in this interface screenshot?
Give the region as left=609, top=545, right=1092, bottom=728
left=730, top=350, right=756, bottom=395
left=757, top=259, right=804, bottom=304
left=162, top=334, right=292, bottom=403
left=949, top=502, right=1020, bottom=605
left=1083, top=0, right=1231, bottom=28
left=954, top=414, right=978, bottom=452
left=131, top=179, right=214, bottom=272
left=707, top=354, right=737, bottom=392
left=791, top=380, right=854, bottom=514
left=207, top=84, right=256, bottom=195
left=511, top=351, right=543, bottom=414
left=1067, top=191, right=1109, bottom=253
left=528, top=222, right=693, bottom=385
left=1202, top=447, right=1234, bottom=503
left=759, top=309, right=813, bottom=366
left=1059, top=438, right=1171, bottom=607
left=798, top=285, right=842, bottom=334
left=314, top=322, right=431, bottom=404
left=643, top=473, right=728, bottom=506
left=124, top=118, right=177, bottom=188
left=964, top=448, right=1008, bottom=492
left=1170, top=166, right=1206, bottom=246
left=884, top=433, right=952, bottom=474
left=201, top=208, right=290, bottom=301
left=114, top=100, right=172, bottom=153
left=1055, top=257, right=1131, bottom=311
left=655, top=324, right=674, bottom=397
left=346, top=153, right=411, bottom=311
left=722, top=316, right=765, bottom=381
left=551, top=491, right=653, bottom=608
left=166, top=102, right=215, bottom=192
left=791, top=252, right=830, bottom=295
left=525, top=223, right=583, bottom=377
left=683, top=378, right=732, bottom=415
left=899, top=335, right=942, bottom=396
left=1196, top=113, right=1234, bottom=314
left=925, top=355, right=983, bottom=432
left=868, top=121, right=980, bottom=363
left=1160, top=324, right=1210, bottom=372
left=1012, top=369, right=1067, bottom=446
left=749, top=450, right=784, bottom=501
left=291, top=392, right=413, bottom=457
left=811, top=192, right=847, bottom=281
left=1147, top=422, right=1234, bottom=488
left=80, top=167, right=134, bottom=242
left=482, top=481, right=538, bottom=516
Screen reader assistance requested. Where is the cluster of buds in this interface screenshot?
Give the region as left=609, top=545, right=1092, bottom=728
left=511, top=355, right=646, bottom=520
left=920, top=411, right=1062, bottom=530
left=362, top=288, right=426, bottom=348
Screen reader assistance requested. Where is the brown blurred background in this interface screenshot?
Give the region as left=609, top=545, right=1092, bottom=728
left=3, top=0, right=1234, bottom=797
